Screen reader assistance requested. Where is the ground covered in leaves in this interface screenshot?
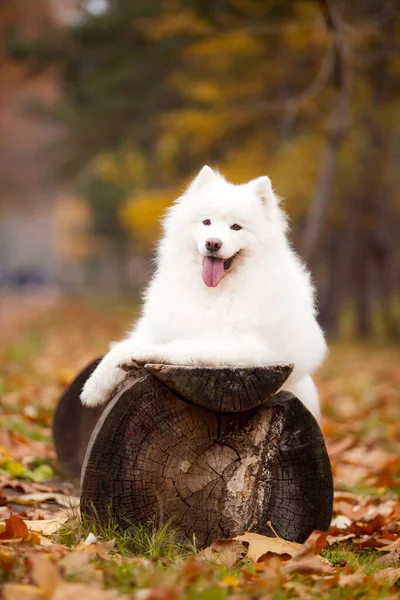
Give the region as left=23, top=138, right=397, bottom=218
left=0, top=294, right=399, bottom=599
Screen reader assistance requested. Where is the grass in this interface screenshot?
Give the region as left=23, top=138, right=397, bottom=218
left=49, top=512, right=398, bottom=599
left=322, top=546, right=383, bottom=573
left=56, top=511, right=195, bottom=560
left=0, top=415, right=52, bottom=442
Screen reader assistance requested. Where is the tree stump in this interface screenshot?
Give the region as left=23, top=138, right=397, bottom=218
left=80, top=365, right=333, bottom=546
left=52, top=357, right=106, bottom=480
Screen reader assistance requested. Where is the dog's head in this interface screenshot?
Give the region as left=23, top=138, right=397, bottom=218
left=161, top=166, right=287, bottom=288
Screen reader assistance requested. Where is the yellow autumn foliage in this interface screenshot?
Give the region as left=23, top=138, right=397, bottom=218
left=78, top=0, right=399, bottom=253
left=93, top=148, right=149, bottom=186
left=121, top=188, right=179, bottom=244
left=186, top=33, right=262, bottom=63
left=144, top=8, right=211, bottom=39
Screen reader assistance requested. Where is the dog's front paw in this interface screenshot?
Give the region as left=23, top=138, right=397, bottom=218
left=80, top=377, right=112, bottom=407
left=80, top=364, right=126, bottom=407
left=80, top=379, right=109, bottom=407
left=118, top=356, right=150, bottom=371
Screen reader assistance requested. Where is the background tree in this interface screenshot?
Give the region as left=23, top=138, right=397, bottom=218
left=3, top=0, right=399, bottom=336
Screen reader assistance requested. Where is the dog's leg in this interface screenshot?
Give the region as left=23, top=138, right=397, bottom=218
left=80, top=339, right=148, bottom=407
left=283, top=375, right=321, bottom=421
left=119, top=337, right=276, bottom=369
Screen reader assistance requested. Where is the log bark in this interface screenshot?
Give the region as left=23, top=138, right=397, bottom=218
left=81, top=369, right=333, bottom=546
left=144, top=363, right=293, bottom=412
left=52, top=357, right=106, bottom=480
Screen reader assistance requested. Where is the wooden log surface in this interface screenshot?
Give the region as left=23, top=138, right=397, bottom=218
left=52, top=356, right=149, bottom=479
left=144, top=363, right=293, bottom=412
left=52, top=357, right=106, bottom=480
left=81, top=371, right=333, bottom=546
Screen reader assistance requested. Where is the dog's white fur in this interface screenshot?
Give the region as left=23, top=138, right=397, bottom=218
left=81, top=166, right=327, bottom=419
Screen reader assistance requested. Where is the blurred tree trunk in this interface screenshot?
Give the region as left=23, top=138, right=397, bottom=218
left=356, top=0, right=399, bottom=340
left=368, top=121, right=399, bottom=340
left=301, top=0, right=350, bottom=264
left=374, top=231, right=399, bottom=340
left=369, top=0, right=399, bottom=340
left=320, top=226, right=353, bottom=335
left=352, top=197, right=373, bottom=337
left=318, top=0, right=399, bottom=339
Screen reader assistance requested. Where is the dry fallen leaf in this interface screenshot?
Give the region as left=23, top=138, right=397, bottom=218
left=11, top=493, right=80, bottom=508
left=280, top=532, right=332, bottom=576
left=0, top=476, right=69, bottom=495
left=60, top=550, right=102, bottom=583
left=293, top=531, right=329, bottom=557
left=0, top=513, right=32, bottom=541
left=326, top=533, right=355, bottom=546
left=284, top=554, right=333, bottom=576
left=338, top=569, right=367, bottom=588
left=25, top=516, right=68, bottom=535
left=372, top=566, right=400, bottom=586
left=52, top=584, right=125, bottom=600
left=74, top=538, right=115, bottom=556
left=379, top=537, right=400, bottom=552
left=284, top=580, right=317, bottom=598
left=233, top=532, right=302, bottom=562
left=4, top=553, right=124, bottom=600
left=254, top=552, right=292, bottom=569
left=36, top=533, right=65, bottom=548
left=197, top=538, right=246, bottom=566
left=252, top=532, right=332, bottom=576
left=199, top=530, right=329, bottom=571
left=0, top=543, right=17, bottom=570
left=31, top=554, right=60, bottom=597
left=375, top=549, right=400, bottom=569
left=3, top=584, right=43, bottom=600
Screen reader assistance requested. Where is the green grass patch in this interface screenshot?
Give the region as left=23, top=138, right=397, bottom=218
left=0, top=415, right=52, bottom=443
left=56, top=512, right=195, bottom=560
left=323, top=545, right=381, bottom=573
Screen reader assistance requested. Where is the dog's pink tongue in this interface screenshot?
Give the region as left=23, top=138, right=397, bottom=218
left=202, top=256, right=225, bottom=287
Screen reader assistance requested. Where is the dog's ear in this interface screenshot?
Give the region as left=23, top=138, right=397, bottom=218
left=189, top=165, right=216, bottom=192
left=251, top=176, right=274, bottom=203
left=251, top=175, right=281, bottom=213
left=250, top=176, right=287, bottom=228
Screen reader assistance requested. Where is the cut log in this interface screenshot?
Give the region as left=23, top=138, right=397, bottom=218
left=52, top=357, right=105, bottom=480
left=144, top=363, right=293, bottom=412
left=81, top=367, right=333, bottom=546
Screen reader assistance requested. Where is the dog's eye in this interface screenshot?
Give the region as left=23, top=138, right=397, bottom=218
left=202, top=219, right=211, bottom=226
left=231, top=224, right=242, bottom=231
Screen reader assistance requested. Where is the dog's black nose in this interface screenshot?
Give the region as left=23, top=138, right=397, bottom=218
left=205, top=238, right=222, bottom=252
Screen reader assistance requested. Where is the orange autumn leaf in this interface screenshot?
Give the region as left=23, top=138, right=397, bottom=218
left=0, top=513, right=30, bottom=540
left=0, top=513, right=41, bottom=545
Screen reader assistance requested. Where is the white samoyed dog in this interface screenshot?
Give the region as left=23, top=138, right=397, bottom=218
left=81, top=166, right=327, bottom=419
